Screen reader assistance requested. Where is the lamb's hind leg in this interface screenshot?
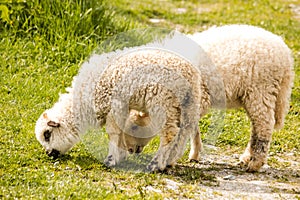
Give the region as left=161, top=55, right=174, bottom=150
left=239, top=93, right=276, bottom=172
left=146, top=124, right=192, bottom=172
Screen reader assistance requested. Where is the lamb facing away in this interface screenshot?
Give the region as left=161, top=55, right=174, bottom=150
left=35, top=39, right=214, bottom=171
left=189, top=24, right=294, bottom=172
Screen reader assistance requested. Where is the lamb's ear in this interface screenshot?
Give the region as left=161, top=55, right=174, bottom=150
left=47, top=121, right=60, bottom=127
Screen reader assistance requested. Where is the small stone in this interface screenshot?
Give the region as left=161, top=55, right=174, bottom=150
left=232, top=154, right=240, bottom=159
left=175, top=8, right=187, bottom=14
left=223, top=175, right=236, bottom=180
left=165, top=178, right=180, bottom=190
left=149, top=18, right=164, bottom=23
left=145, top=186, right=162, bottom=193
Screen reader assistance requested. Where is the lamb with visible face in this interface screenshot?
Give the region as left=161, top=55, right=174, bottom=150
left=35, top=47, right=209, bottom=171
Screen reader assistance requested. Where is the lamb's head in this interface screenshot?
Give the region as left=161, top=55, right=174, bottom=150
left=123, top=133, right=153, bottom=154
left=106, top=109, right=155, bottom=154
left=123, top=109, right=153, bottom=154
left=35, top=111, right=80, bottom=159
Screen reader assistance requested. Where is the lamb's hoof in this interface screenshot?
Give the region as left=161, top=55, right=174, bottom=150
left=166, top=163, right=175, bottom=168
left=238, top=153, right=250, bottom=168
left=237, top=157, right=264, bottom=172
left=189, top=159, right=199, bottom=163
left=146, top=161, right=159, bottom=172
left=236, top=160, right=247, bottom=168
left=245, top=159, right=264, bottom=172
left=146, top=160, right=166, bottom=173
left=104, top=155, right=116, bottom=167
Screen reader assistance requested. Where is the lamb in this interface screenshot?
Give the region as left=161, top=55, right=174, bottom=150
left=95, top=48, right=205, bottom=171
left=188, top=24, right=294, bottom=172
left=35, top=31, right=215, bottom=171
left=125, top=25, right=294, bottom=172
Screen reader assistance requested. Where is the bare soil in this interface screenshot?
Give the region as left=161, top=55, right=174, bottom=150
left=162, top=149, right=300, bottom=199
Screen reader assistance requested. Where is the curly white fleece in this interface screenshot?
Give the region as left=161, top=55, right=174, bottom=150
left=188, top=24, right=294, bottom=171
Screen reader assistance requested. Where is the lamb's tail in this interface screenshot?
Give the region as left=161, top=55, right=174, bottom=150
left=274, top=58, right=294, bottom=130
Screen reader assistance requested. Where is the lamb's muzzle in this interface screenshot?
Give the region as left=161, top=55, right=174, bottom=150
left=47, top=149, right=60, bottom=159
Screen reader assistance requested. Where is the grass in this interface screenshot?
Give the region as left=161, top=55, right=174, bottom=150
left=0, top=0, right=299, bottom=198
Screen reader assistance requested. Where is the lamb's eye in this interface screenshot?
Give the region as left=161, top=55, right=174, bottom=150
left=44, top=130, right=51, bottom=142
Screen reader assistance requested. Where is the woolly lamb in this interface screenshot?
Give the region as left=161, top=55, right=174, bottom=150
left=189, top=24, right=294, bottom=172
left=35, top=45, right=211, bottom=171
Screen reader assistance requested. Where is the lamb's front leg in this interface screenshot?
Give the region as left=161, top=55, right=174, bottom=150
left=104, top=140, right=128, bottom=167
left=104, top=113, right=128, bottom=167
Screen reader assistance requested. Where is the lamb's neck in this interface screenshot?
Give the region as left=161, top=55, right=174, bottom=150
left=71, top=89, right=101, bottom=135
left=201, top=68, right=226, bottom=109
left=51, top=93, right=80, bottom=136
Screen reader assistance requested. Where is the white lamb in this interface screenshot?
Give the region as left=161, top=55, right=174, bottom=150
left=188, top=24, right=294, bottom=172
left=35, top=31, right=215, bottom=171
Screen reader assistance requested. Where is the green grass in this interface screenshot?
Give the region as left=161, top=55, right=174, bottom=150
left=0, top=0, right=299, bottom=198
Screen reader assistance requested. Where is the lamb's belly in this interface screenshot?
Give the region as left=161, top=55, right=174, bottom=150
left=225, top=99, right=242, bottom=109
left=217, top=64, right=253, bottom=110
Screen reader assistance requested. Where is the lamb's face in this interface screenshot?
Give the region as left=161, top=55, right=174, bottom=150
left=123, top=109, right=155, bottom=153
left=35, top=111, right=80, bottom=159
left=107, top=109, right=155, bottom=154
left=123, top=133, right=153, bottom=154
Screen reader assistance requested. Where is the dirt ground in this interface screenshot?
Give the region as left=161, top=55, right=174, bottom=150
left=162, top=148, right=300, bottom=199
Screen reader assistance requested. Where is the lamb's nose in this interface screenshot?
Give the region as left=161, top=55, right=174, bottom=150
left=47, top=149, right=60, bottom=159
left=135, top=146, right=143, bottom=154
